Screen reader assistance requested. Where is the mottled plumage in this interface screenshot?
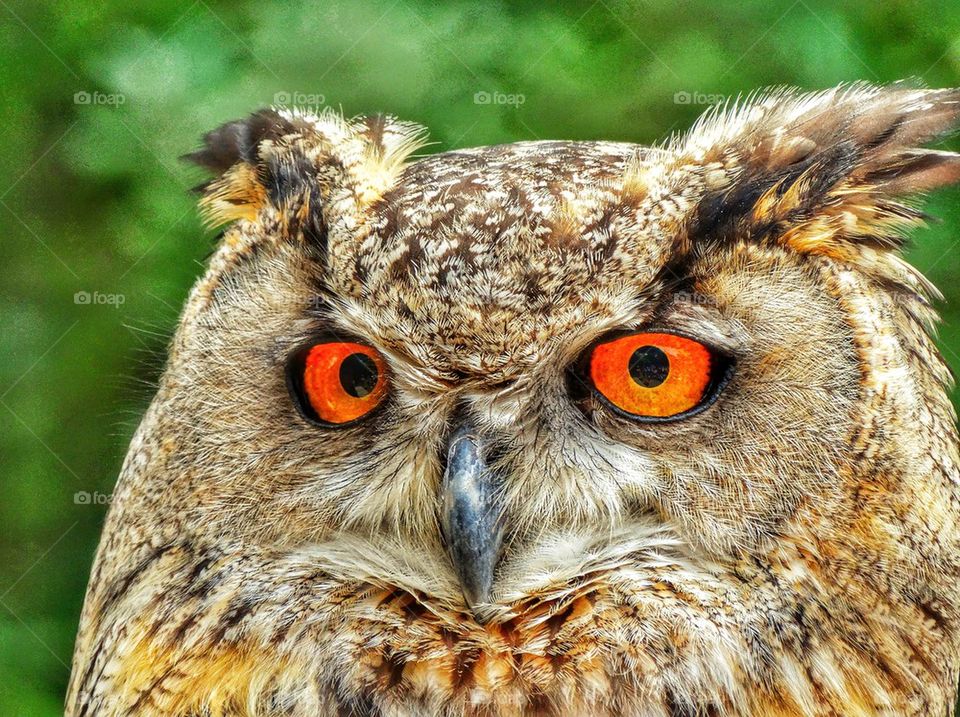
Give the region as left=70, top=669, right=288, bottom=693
left=69, top=83, right=960, bottom=716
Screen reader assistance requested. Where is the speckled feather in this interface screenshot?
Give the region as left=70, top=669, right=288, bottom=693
left=68, top=83, right=960, bottom=716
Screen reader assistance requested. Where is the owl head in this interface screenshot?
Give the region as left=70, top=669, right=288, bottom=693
left=70, top=83, right=960, bottom=716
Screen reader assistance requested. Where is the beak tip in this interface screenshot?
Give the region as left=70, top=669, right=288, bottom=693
left=461, top=575, right=494, bottom=609
left=447, top=531, right=499, bottom=610
left=461, top=585, right=497, bottom=624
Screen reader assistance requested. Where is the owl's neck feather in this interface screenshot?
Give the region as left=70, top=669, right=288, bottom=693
left=70, top=509, right=954, bottom=716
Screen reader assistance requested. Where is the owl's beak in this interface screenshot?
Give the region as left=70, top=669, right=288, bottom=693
left=440, top=421, right=503, bottom=617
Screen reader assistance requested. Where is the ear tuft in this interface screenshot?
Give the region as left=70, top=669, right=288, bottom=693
left=183, top=109, right=429, bottom=244
left=182, top=110, right=305, bottom=227
left=862, top=148, right=960, bottom=195
left=678, top=83, right=960, bottom=281
left=183, top=110, right=295, bottom=176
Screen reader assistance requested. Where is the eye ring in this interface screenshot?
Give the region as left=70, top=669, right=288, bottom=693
left=286, top=338, right=389, bottom=427
left=573, top=330, right=733, bottom=424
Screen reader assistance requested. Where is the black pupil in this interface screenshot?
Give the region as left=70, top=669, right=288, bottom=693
left=339, top=353, right=379, bottom=398
left=628, top=346, right=670, bottom=388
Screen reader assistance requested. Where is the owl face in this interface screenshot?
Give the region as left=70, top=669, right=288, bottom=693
left=177, top=135, right=861, bottom=571
left=69, top=85, right=960, bottom=716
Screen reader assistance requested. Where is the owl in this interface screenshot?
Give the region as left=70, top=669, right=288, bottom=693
left=67, top=82, right=960, bottom=717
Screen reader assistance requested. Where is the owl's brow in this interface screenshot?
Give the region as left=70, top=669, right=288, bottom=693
left=623, top=251, right=747, bottom=355
left=303, top=288, right=338, bottom=318
left=301, top=290, right=445, bottom=383
left=297, top=290, right=366, bottom=347
left=628, top=245, right=702, bottom=319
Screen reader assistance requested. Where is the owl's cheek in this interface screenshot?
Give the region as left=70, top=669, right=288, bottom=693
left=573, top=399, right=842, bottom=558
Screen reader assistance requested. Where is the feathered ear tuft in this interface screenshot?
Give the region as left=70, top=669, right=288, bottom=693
left=182, top=109, right=301, bottom=227
left=182, top=109, right=429, bottom=249
left=678, top=83, right=960, bottom=270
left=183, top=109, right=295, bottom=176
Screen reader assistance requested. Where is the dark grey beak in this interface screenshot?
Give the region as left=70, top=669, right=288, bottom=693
left=441, top=421, right=503, bottom=614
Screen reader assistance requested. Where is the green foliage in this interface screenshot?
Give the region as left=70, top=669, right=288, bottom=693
left=0, top=1, right=958, bottom=713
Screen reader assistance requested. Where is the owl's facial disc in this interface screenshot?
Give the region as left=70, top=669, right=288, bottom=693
left=440, top=419, right=504, bottom=616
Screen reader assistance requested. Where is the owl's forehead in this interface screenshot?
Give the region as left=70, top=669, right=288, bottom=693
left=326, top=141, right=680, bottom=374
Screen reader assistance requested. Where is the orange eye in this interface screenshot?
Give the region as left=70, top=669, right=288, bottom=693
left=289, top=341, right=388, bottom=425
left=588, top=332, right=721, bottom=419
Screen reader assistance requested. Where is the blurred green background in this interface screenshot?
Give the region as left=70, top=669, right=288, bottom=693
left=1, top=0, right=959, bottom=713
